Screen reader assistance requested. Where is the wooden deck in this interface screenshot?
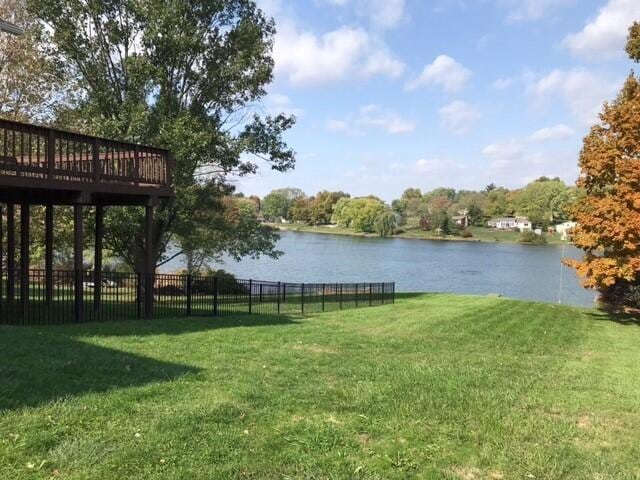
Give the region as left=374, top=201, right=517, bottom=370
left=0, top=119, right=172, bottom=205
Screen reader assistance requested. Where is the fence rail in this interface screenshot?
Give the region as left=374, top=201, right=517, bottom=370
left=0, top=269, right=395, bottom=325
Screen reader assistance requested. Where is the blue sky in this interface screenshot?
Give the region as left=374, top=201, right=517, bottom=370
left=236, top=0, right=640, bottom=202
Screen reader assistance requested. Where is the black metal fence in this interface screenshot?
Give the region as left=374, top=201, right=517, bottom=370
left=0, top=269, right=395, bottom=325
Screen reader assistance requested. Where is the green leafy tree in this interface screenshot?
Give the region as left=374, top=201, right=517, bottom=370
left=29, top=0, right=296, bottom=271
left=308, top=191, right=349, bottom=225
left=332, top=197, right=387, bottom=233
left=514, top=179, right=571, bottom=228
left=290, top=196, right=313, bottom=223
left=374, top=210, right=397, bottom=237
left=262, top=188, right=305, bottom=221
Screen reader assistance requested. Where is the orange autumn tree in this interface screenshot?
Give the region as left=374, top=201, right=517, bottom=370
left=566, top=23, right=640, bottom=306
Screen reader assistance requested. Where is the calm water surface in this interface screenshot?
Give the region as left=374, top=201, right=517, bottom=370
left=168, top=231, right=596, bottom=307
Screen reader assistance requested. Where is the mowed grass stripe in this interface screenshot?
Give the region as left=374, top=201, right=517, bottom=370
left=1, top=294, right=640, bottom=479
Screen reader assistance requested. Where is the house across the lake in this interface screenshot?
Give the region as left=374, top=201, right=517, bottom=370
left=452, top=210, right=470, bottom=228
left=487, top=216, right=532, bottom=231
left=555, top=221, right=577, bottom=240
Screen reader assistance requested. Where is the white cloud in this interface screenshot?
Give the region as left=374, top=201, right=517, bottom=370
left=328, top=104, right=416, bottom=135
left=264, top=93, right=304, bottom=117
left=365, top=0, right=406, bottom=29
left=406, top=55, right=472, bottom=92
left=274, top=24, right=404, bottom=86
left=492, top=77, right=513, bottom=90
left=500, top=0, right=574, bottom=22
left=563, top=0, right=640, bottom=59
left=438, top=101, right=482, bottom=135
left=526, top=68, right=618, bottom=125
left=482, top=140, right=526, bottom=168
left=323, top=0, right=406, bottom=29
left=529, top=124, right=575, bottom=142
left=326, top=119, right=349, bottom=132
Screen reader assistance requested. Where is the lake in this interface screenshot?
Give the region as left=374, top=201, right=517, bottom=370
left=166, top=231, right=597, bottom=307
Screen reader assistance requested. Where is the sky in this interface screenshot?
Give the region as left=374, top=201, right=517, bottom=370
left=235, top=0, right=640, bottom=202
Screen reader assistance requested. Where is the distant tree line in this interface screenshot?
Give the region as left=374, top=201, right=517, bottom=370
left=258, top=177, right=581, bottom=238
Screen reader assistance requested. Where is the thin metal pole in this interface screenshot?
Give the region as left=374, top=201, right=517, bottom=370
left=186, top=274, right=192, bottom=316
left=322, top=283, right=325, bottom=312
left=213, top=276, right=218, bottom=316
left=369, top=283, right=372, bottom=306
left=339, top=284, right=343, bottom=310
left=248, top=279, right=252, bottom=313
left=301, top=283, right=304, bottom=314
left=277, top=281, right=281, bottom=314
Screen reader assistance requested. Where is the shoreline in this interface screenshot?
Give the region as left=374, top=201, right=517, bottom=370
left=266, top=223, right=571, bottom=246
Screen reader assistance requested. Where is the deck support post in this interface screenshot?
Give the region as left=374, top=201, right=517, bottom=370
left=20, top=203, right=29, bottom=318
left=7, top=203, right=15, bottom=303
left=0, top=206, right=3, bottom=303
left=74, top=204, right=84, bottom=323
left=144, top=204, right=154, bottom=319
left=94, top=205, right=103, bottom=312
left=45, top=204, right=53, bottom=305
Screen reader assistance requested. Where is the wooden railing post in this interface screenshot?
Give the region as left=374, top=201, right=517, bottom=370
left=47, top=129, right=55, bottom=179
left=133, top=145, right=140, bottom=185
left=92, top=138, right=100, bottom=183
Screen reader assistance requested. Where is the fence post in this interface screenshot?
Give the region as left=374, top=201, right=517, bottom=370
left=277, top=281, right=281, bottom=314
left=283, top=283, right=286, bottom=302
left=322, top=283, right=325, bottom=312
left=136, top=272, right=142, bottom=318
left=248, top=279, right=252, bottom=314
left=186, top=274, right=192, bottom=316
left=259, top=283, right=263, bottom=303
left=301, top=283, right=304, bottom=314
left=213, top=276, right=218, bottom=317
left=355, top=284, right=359, bottom=307
left=392, top=283, right=395, bottom=304
left=369, top=283, right=373, bottom=306
left=382, top=283, right=385, bottom=305
left=339, top=284, right=343, bottom=310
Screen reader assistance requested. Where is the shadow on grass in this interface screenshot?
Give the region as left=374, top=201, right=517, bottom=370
left=0, top=314, right=300, bottom=411
left=69, top=312, right=303, bottom=337
left=584, top=307, right=640, bottom=327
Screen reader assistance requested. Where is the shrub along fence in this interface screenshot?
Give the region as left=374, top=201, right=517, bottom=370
left=0, top=269, right=395, bottom=325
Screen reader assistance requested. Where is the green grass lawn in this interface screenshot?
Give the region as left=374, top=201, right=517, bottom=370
left=274, top=223, right=566, bottom=245
left=2, top=294, right=640, bottom=479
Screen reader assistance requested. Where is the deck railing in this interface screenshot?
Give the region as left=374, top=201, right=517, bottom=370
left=0, top=269, right=395, bottom=325
left=0, top=119, right=171, bottom=189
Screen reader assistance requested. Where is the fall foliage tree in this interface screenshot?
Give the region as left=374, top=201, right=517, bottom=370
left=566, top=24, right=640, bottom=306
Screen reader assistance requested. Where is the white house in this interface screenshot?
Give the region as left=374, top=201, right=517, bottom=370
left=515, top=216, right=532, bottom=232
left=555, top=221, right=577, bottom=240
left=488, top=216, right=532, bottom=231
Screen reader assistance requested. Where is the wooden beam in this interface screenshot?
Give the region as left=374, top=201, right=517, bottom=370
left=74, top=204, right=84, bottom=323
left=6, top=203, right=14, bottom=302
left=93, top=205, right=103, bottom=312
left=144, top=205, right=154, bottom=319
left=20, top=203, right=29, bottom=318
left=45, top=204, right=53, bottom=305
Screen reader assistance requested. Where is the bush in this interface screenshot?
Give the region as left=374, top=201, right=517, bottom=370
left=192, top=269, right=243, bottom=294
left=518, top=231, right=547, bottom=244
left=601, top=280, right=640, bottom=309
left=460, top=229, right=473, bottom=238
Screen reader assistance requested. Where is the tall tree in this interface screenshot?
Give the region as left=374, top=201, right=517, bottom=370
left=0, top=0, right=69, bottom=122
left=28, top=0, right=296, bottom=271
left=566, top=25, right=640, bottom=306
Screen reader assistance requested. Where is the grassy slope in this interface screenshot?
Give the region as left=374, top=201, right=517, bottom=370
left=273, top=223, right=566, bottom=245
left=1, top=294, right=640, bottom=479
